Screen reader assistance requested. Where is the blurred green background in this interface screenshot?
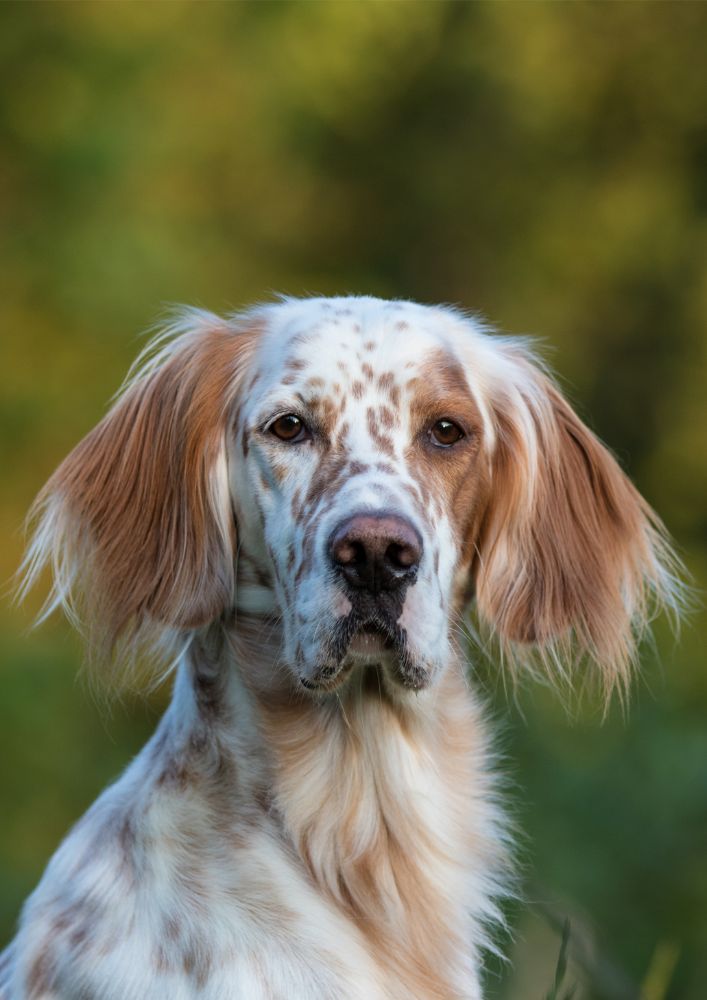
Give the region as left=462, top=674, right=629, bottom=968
left=1, top=3, right=705, bottom=998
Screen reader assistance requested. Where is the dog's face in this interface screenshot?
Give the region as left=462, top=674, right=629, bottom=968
left=24, top=296, right=677, bottom=699
left=231, top=299, right=490, bottom=693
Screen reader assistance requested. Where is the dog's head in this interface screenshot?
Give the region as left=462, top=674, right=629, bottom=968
left=22, top=297, right=681, bottom=699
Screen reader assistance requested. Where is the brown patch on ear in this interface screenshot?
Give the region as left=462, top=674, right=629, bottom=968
left=23, top=315, right=259, bottom=681
left=473, top=367, right=679, bottom=696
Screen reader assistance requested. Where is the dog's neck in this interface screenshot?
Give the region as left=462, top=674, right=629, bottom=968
left=157, top=617, right=501, bottom=998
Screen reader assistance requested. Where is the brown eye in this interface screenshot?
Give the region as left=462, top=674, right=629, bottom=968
left=270, top=414, right=308, bottom=442
left=429, top=419, right=464, bottom=447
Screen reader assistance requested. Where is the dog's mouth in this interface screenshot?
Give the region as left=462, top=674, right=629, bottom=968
left=346, top=620, right=396, bottom=657
left=298, top=622, right=395, bottom=693
left=336, top=614, right=402, bottom=662
left=299, top=613, right=429, bottom=694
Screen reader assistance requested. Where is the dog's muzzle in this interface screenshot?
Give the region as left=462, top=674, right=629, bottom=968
left=296, top=513, right=426, bottom=693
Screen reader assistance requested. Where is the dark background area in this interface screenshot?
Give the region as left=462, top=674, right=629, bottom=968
left=1, top=4, right=705, bottom=997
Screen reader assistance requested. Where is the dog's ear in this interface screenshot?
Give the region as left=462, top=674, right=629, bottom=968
left=20, top=309, right=258, bottom=684
left=472, top=350, right=681, bottom=699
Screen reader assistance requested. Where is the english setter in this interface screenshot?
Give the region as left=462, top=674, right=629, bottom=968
left=1, top=297, right=680, bottom=999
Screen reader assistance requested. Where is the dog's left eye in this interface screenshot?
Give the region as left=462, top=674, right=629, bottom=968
left=429, top=419, right=464, bottom=447
left=270, top=414, right=309, bottom=443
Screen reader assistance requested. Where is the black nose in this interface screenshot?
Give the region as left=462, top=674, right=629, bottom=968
left=328, top=513, right=422, bottom=594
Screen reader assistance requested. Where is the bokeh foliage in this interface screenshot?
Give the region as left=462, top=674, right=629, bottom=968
left=1, top=3, right=706, bottom=997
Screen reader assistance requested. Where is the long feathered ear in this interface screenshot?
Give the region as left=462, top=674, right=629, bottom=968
left=18, top=309, right=258, bottom=686
left=472, top=345, right=683, bottom=701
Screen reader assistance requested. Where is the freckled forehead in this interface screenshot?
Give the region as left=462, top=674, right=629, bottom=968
left=251, top=298, right=460, bottom=392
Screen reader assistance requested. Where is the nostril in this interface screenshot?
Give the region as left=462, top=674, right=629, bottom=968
left=333, top=538, right=366, bottom=568
left=386, top=541, right=419, bottom=571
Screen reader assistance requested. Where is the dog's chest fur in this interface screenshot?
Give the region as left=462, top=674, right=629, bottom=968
left=10, top=640, right=503, bottom=1000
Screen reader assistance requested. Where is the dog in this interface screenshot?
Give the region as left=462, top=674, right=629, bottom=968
left=1, top=296, right=680, bottom=999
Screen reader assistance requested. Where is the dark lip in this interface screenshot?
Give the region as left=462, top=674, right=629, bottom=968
left=299, top=662, right=354, bottom=693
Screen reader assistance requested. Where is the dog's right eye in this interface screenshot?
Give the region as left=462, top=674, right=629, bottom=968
left=269, top=414, right=309, bottom=443
left=429, top=419, right=465, bottom=448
